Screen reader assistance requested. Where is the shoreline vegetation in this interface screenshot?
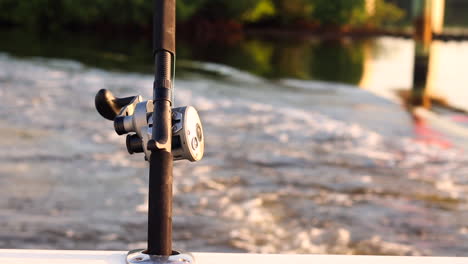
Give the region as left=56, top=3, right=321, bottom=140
left=2, top=0, right=468, bottom=42
left=0, top=0, right=406, bottom=38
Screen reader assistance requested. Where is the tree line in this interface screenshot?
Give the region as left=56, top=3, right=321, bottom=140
left=0, top=0, right=404, bottom=32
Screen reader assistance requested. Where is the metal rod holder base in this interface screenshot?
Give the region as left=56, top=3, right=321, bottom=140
left=127, top=250, right=195, bottom=264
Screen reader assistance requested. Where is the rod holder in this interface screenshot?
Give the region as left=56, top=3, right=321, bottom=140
left=127, top=250, right=195, bottom=264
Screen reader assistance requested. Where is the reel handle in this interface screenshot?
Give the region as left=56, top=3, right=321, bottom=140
left=95, top=89, right=137, bottom=120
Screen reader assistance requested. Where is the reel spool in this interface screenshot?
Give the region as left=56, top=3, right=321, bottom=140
left=171, top=106, right=204, bottom=162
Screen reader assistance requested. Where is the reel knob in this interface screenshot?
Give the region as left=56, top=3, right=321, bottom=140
left=95, top=89, right=139, bottom=120
left=126, top=134, right=144, bottom=154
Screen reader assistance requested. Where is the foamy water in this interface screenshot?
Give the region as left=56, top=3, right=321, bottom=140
left=1, top=54, right=468, bottom=256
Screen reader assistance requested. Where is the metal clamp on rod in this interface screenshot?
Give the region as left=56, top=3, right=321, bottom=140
left=148, top=51, right=173, bottom=153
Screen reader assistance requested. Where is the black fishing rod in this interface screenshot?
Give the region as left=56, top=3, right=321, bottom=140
left=95, top=0, right=204, bottom=262
left=147, top=0, right=176, bottom=256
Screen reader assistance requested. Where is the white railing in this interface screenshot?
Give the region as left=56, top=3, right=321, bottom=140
left=1, top=249, right=466, bottom=264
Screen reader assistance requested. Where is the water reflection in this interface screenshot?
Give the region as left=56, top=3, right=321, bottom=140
left=0, top=26, right=466, bottom=115
left=409, top=0, right=438, bottom=109
left=0, top=30, right=154, bottom=73
left=411, top=39, right=431, bottom=108
left=178, top=37, right=365, bottom=84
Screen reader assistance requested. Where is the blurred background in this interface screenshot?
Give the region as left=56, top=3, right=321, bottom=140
left=1, top=0, right=468, bottom=256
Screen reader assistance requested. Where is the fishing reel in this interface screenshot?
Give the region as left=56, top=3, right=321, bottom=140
left=95, top=89, right=204, bottom=162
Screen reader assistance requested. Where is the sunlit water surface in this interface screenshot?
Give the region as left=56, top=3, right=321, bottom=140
left=1, top=51, right=468, bottom=256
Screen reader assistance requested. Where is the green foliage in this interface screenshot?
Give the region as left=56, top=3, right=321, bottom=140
left=0, top=0, right=153, bottom=30
left=177, top=0, right=207, bottom=22
left=194, top=0, right=274, bottom=22
left=272, top=0, right=315, bottom=23
left=308, top=0, right=367, bottom=26
left=370, top=0, right=405, bottom=26
left=242, top=0, right=276, bottom=22
left=0, top=0, right=404, bottom=30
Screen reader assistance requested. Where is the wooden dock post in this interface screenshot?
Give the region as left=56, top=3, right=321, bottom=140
left=413, top=0, right=433, bottom=44
left=431, top=0, right=445, bottom=34
left=411, top=0, right=446, bottom=108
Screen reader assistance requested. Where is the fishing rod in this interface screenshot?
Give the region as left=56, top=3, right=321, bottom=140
left=95, top=0, right=204, bottom=263
left=148, top=0, right=176, bottom=256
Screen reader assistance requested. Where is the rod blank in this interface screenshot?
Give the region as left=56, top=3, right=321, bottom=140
left=147, top=0, right=176, bottom=256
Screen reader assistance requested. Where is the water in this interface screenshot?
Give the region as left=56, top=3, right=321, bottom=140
left=1, top=29, right=467, bottom=113
left=1, top=30, right=468, bottom=256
